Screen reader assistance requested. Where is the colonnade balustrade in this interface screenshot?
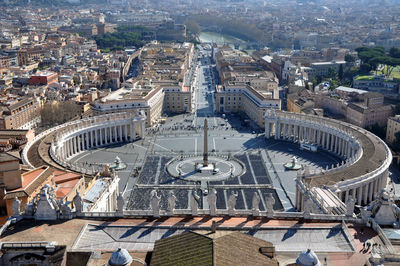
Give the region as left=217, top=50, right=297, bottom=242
left=51, top=113, right=145, bottom=164
left=264, top=110, right=392, bottom=209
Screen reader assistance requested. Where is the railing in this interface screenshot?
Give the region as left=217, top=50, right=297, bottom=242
left=74, top=209, right=362, bottom=223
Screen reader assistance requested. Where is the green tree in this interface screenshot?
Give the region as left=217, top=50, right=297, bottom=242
left=344, top=54, right=355, bottom=63
left=338, top=64, right=344, bottom=80
left=393, top=132, right=400, bottom=152
left=327, top=67, right=338, bottom=79
left=394, top=103, right=400, bottom=115
left=389, top=47, right=400, bottom=58
left=366, top=123, right=386, bottom=140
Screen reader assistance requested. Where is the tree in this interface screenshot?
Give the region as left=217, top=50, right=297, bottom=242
left=395, top=103, right=400, bottom=115
left=389, top=47, right=400, bottom=58
left=344, top=54, right=355, bottom=63
left=327, top=67, right=338, bottom=79
left=393, top=132, right=400, bottom=152
left=41, top=101, right=80, bottom=127
left=366, top=123, right=386, bottom=140
left=184, top=20, right=201, bottom=36
left=338, top=64, right=344, bottom=80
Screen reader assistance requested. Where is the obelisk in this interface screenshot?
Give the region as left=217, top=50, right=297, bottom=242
left=203, top=119, right=208, bottom=167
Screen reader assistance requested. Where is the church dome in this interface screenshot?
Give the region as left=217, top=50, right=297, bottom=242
left=295, top=249, right=321, bottom=266
left=108, top=248, right=133, bottom=266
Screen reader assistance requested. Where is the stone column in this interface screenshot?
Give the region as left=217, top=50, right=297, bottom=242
left=71, top=137, right=76, bottom=155
left=119, top=125, right=123, bottom=141
left=274, top=121, right=279, bottom=140
left=124, top=124, right=128, bottom=141
left=77, top=136, right=81, bottom=153
left=368, top=182, right=374, bottom=202
left=141, top=121, right=145, bottom=138
left=130, top=123, right=134, bottom=140
left=313, top=128, right=317, bottom=144
left=266, top=122, right=271, bottom=139
left=105, top=127, right=108, bottom=144
left=113, top=125, right=117, bottom=142
left=357, top=186, right=362, bottom=205
left=363, top=185, right=368, bottom=205
left=133, top=124, right=137, bottom=140
left=95, top=129, right=98, bottom=146
left=345, top=190, right=349, bottom=203
left=69, top=139, right=73, bottom=157
left=294, top=125, right=298, bottom=142
left=85, top=132, right=89, bottom=149
left=90, top=130, right=94, bottom=148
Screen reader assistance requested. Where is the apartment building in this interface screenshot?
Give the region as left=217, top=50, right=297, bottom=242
left=307, top=60, right=347, bottom=78
left=215, top=85, right=281, bottom=127
left=0, top=98, right=41, bottom=130
left=163, top=86, right=192, bottom=113
left=92, top=86, right=164, bottom=126
left=386, top=115, right=400, bottom=145
left=346, top=93, right=393, bottom=128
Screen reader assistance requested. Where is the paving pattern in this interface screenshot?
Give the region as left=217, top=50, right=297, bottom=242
left=127, top=153, right=283, bottom=211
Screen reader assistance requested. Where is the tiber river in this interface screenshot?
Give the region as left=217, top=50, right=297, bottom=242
left=199, top=31, right=250, bottom=52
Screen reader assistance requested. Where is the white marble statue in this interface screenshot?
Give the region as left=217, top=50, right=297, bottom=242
left=252, top=192, right=260, bottom=216
left=303, top=195, right=314, bottom=216
left=265, top=193, right=275, bottom=217
left=207, top=189, right=217, bottom=216
left=346, top=195, right=356, bottom=216
left=59, top=199, right=72, bottom=219
left=227, top=191, right=238, bottom=216
left=73, top=191, right=83, bottom=214
left=190, top=190, right=200, bottom=216
left=12, top=196, right=21, bottom=217
left=150, top=190, right=161, bottom=218
left=167, top=192, right=177, bottom=216
left=117, top=192, right=125, bottom=213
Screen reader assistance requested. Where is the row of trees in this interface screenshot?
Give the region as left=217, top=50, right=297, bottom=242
left=356, top=46, right=400, bottom=76
left=94, top=26, right=150, bottom=50
left=41, top=102, right=81, bottom=127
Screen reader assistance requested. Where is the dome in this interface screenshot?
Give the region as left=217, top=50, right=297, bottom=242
left=109, top=248, right=133, bottom=266
left=295, top=249, right=321, bottom=266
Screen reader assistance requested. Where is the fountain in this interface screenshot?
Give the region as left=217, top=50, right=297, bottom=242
left=110, top=156, right=127, bottom=171
left=283, top=156, right=302, bottom=170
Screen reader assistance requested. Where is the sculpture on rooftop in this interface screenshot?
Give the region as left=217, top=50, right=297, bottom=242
left=150, top=190, right=161, bottom=218
left=190, top=190, right=200, bottom=216
left=117, top=192, right=125, bottom=215
left=228, top=191, right=238, bottom=216
left=167, top=191, right=177, bottom=216
left=73, top=191, right=83, bottom=214
left=252, top=192, right=260, bottom=216
left=265, top=193, right=275, bottom=218
left=345, top=195, right=356, bottom=217
left=12, top=196, right=21, bottom=218
left=207, top=188, right=217, bottom=216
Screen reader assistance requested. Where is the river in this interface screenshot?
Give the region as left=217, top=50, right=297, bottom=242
left=199, top=31, right=249, bottom=51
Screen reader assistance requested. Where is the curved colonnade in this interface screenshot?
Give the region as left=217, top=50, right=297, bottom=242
left=22, top=112, right=146, bottom=174
left=264, top=110, right=392, bottom=210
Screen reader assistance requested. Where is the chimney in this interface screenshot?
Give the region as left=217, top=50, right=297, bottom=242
left=211, top=219, right=217, bottom=233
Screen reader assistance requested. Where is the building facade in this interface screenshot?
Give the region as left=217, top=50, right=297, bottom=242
left=386, top=115, right=400, bottom=145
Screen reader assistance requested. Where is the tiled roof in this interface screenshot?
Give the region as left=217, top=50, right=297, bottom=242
left=4, top=166, right=53, bottom=199
left=150, top=231, right=278, bottom=266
